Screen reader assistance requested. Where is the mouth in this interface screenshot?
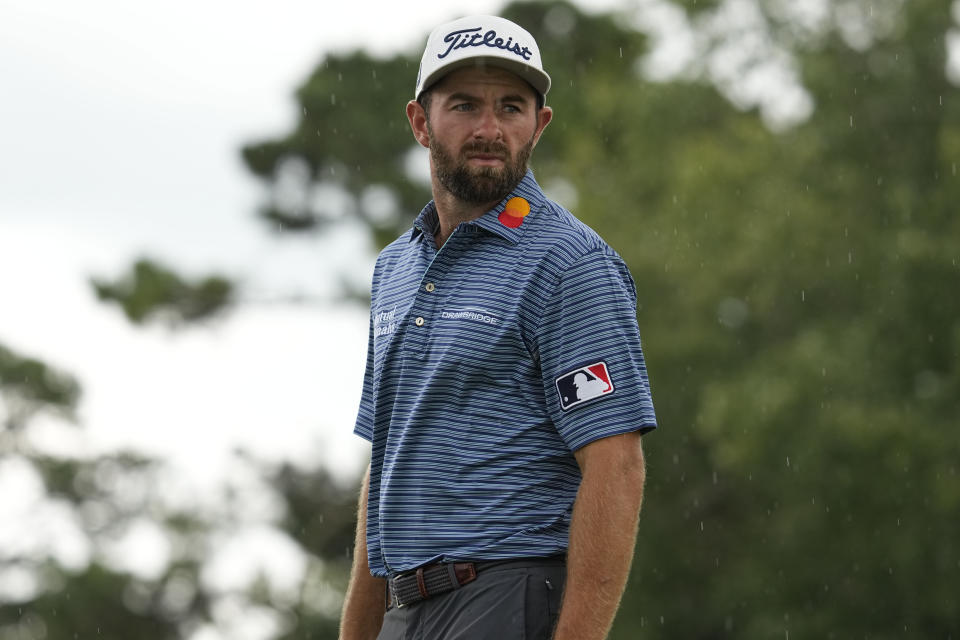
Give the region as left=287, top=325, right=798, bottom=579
left=465, top=153, right=506, bottom=167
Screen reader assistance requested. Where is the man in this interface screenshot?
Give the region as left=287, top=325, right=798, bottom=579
left=339, top=14, right=656, bottom=640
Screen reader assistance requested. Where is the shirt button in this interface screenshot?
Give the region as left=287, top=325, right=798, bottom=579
left=425, top=282, right=436, bottom=292
left=415, top=317, right=425, bottom=327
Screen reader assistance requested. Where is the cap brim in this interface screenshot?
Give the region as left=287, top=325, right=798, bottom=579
left=417, top=56, right=551, bottom=101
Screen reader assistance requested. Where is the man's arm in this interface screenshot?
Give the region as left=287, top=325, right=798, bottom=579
left=552, top=431, right=646, bottom=640
left=338, top=465, right=386, bottom=640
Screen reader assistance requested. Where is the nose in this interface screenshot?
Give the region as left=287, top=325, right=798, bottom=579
left=472, top=107, right=502, bottom=141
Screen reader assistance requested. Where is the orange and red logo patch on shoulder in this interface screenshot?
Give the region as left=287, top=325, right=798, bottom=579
left=498, top=197, right=530, bottom=228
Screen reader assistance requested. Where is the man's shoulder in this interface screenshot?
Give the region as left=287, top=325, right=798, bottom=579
left=369, top=228, right=420, bottom=293
left=528, top=197, right=621, bottom=264
left=375, top=228, right=417, bottom=263
left=526, top=197, right=639, bottom=308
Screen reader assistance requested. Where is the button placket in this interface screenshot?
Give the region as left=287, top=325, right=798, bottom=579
left=413, top=277, right=439, bottom=330
left=404, top=233, right=465, bottom=356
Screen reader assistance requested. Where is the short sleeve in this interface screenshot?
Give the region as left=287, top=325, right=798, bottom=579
left=535, top=250, right=657, bottom=451
left=353, top=308, right=376, bottom=442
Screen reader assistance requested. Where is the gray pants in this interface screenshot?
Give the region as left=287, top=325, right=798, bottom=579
left=377, top=558, right=567, bottom=640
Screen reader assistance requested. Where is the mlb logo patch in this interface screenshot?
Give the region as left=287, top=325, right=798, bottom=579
left=555, top=361, right=614, bottom=411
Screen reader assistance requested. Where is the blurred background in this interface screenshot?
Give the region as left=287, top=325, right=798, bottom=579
left=1, top=0, right=958, bottom=637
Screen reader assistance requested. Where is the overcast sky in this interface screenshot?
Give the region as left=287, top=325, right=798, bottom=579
left=0, top=0, right=635, bottom=487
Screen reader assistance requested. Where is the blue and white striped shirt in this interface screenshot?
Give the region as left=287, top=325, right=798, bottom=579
left=355, top=170, right=656, bottom=576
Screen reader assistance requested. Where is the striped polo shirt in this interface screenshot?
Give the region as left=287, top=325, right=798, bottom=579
left=354, top=170, right=656, bottom=577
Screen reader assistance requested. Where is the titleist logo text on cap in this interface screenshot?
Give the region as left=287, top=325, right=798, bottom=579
left=438, top=27, right=533, bottom=61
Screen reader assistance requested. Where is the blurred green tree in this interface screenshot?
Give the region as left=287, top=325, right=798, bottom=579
left=0, top=342, right=358, bottom=638
left=0, top=345, right=201, bottom=638
left=0, top=344, right=80, bottom=435
left=91, top=259, right=234, bottom=327
left=237, top=0, right=959, bottom=637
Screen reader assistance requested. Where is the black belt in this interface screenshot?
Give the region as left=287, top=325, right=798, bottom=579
left=386, top=556, right=565, bottom=610
left=387, top=562, right=477, bottom=609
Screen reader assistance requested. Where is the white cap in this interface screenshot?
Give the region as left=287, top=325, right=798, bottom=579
left=415, top=15, right=551, bottom=102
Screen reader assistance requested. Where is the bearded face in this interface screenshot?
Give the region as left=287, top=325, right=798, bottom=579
left=427, top=119, right=534, bottom=205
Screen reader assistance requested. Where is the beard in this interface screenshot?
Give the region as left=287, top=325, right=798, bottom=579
left=428, top=127, right=533, bottom=205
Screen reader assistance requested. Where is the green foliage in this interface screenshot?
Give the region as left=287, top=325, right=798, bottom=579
left=242, top=52, right=426, bottom=247
left=0, top=451, right=218, bottom=638
left=0, top=565, right=182, bottom=640
left=0, top=343, right=80, bottom=430
left=272, top=464, right=359, bottom=563
left=670, top=0, right=723, bottom=14
left=238, top=1, right=960, bottom=637
left=91, top=258, right=233, bottom=326
left=261, top=464, right=359, bottom=639
left=602, top=1, right=960, bottom=636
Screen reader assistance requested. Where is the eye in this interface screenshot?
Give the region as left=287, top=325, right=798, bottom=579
left=452, top=103, right=475, bottom=112
left=502, top=103, right=523, bottom=114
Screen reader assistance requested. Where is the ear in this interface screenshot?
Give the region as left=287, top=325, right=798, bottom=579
left=406, top=100, right=431, bottom=148
left=531, top=105, right=553, bottom=148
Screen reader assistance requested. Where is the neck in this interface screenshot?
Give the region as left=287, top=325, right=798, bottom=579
left=430, top=178, right=500, bottom=248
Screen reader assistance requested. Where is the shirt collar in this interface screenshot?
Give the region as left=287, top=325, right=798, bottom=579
left=410, top=201, right=439, bottom=243
left=471, top=170, right=544, bottom=245
left=410, top=170, right=545, bottom=246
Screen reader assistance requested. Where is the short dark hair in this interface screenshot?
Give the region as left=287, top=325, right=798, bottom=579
left=417, top=89, right=435, bottom=119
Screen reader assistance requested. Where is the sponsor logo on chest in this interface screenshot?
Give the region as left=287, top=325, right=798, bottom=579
left=440, top=309, right=500, bottom=325
left=374, top=306, right=398, bottom=338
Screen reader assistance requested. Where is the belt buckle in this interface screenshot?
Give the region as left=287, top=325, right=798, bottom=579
left=390, top=575, right=407, bottom=609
